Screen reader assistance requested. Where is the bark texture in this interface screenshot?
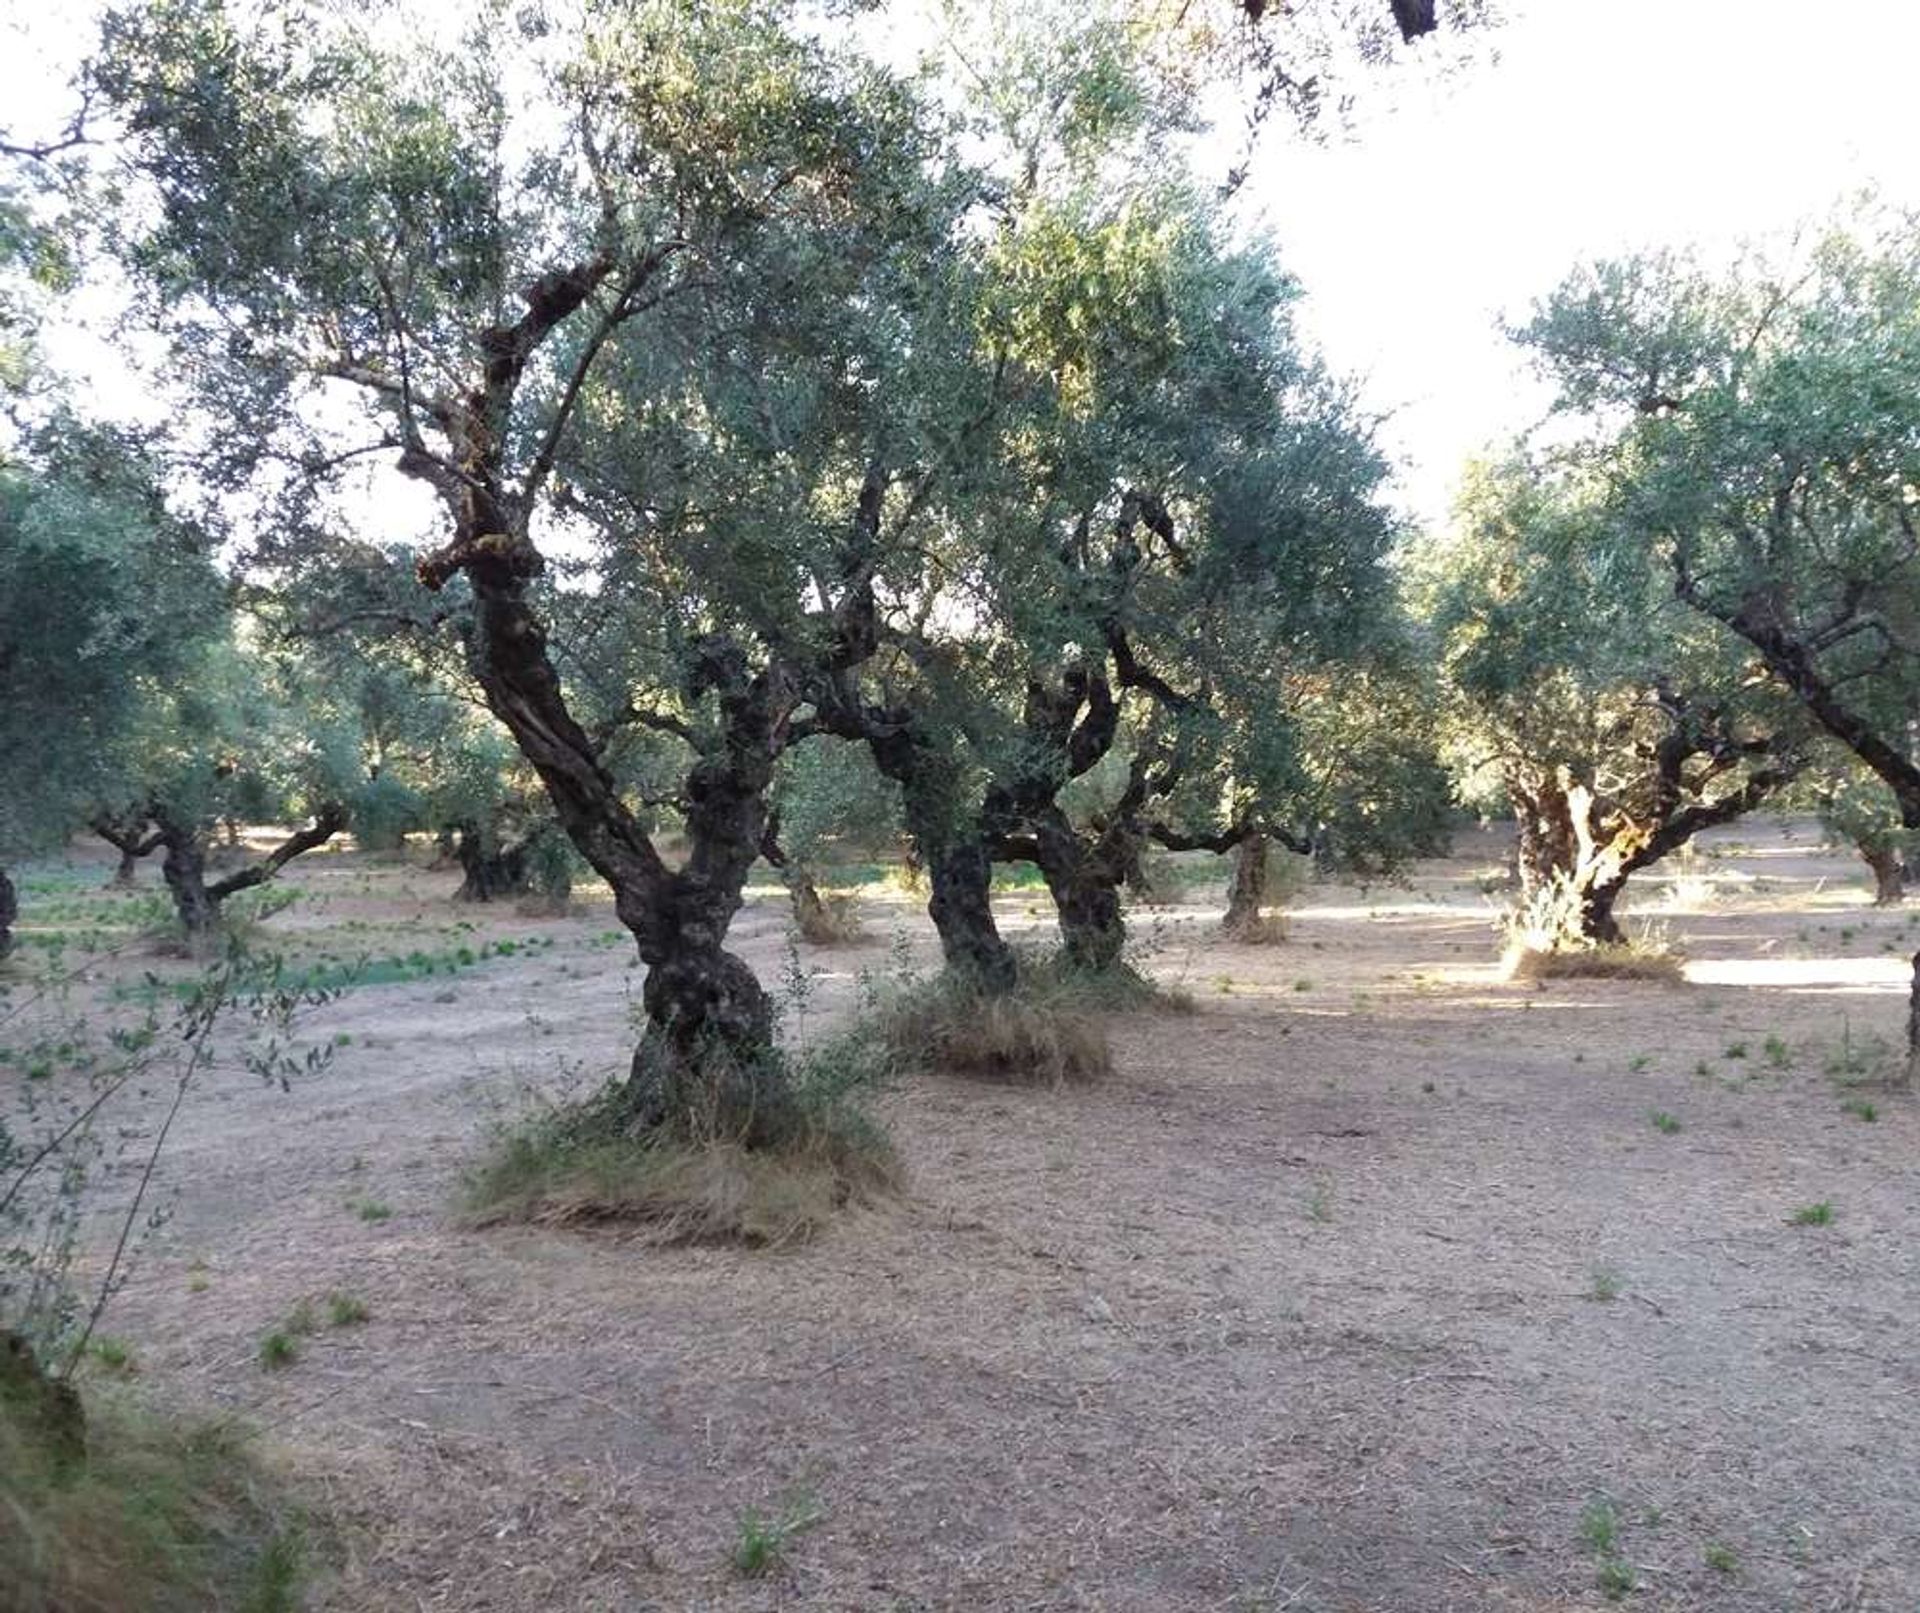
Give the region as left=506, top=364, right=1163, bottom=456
left=93, top=816, right=162, bottom=888
left=857, top=726, right=1017, bottom=991
left=452, top=828, right=532, bottom=903
left=154, top=805, right=348, bottom=937
left=1909, top=947, right=1920, bottom=1087
left=1861, top=845, right=1906, bottom=907
left=1507, top=745, right=1796, bottom=949
left=1221, top=835, right=1271, bottom=940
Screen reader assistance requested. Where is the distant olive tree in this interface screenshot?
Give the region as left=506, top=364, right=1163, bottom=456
left=1418, top=455, right=1808, bottom=952
left=1521, top=213, right=1920, bottom=1072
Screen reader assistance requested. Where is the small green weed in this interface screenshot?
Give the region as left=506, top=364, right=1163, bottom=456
left=1704, top=1541, right=1737, bottom=1575
left=88, top=1336, right=136, bottom=1374
left=326, top=1292, right=369, bottom=1327
left=731, top=1488, right=823, bottom=1578
left=1842, top=1097, right=1878, bottom=1123
left=1589, top=1267, right=1624, bottom=1302
left=1648, top=1111, right=1681, bottom=1135
left=1790, top=1201, right=1834, bottom=1226
left=257, top=1331, right=299, bottom=1371
left=1579, top=1495, right=1618, bottom=1554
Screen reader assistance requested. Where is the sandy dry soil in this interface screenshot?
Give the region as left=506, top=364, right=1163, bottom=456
left=7, top=819, right=1920, bottom=1612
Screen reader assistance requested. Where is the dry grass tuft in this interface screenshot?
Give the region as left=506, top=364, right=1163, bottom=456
left=868, top=959, right=1186, bottom=1085
left=790, top=886, right=864, bottom=946
left=1501, top=941, right=1686, bottom=984
left=1, top=1388, right=306, bottom=1613
left=1220, top=911, right=1288, bottom=946
left=464, top=1126, right=898, bottom=1245
left=461, top=1044, right=901, bottom=1245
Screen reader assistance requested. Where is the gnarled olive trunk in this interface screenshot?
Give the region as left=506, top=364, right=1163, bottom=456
left=924, top=836, right=1016, bottom=989
left=1045, top=864, right=1126, bottom=970
left=444, top=581, right=790, bottom=1138
left=1908, top=947, right=1919, bottom=1087
left=864, top=729, right=1016, bottom=991
left=93, top=815, right=161, bottom=889
left=1509, top=774, right=1633, bottom=947
left=153, top=805, right=347, bottom=941
left=1862, top=844, right=1906, bottom=907
left=157, top=824, right=218, bottom=938
left=452, top=827, right=531, bottom=903
left=0, top=867, right=16, bottom=961
left=1013, top=798, right=1133, bottom=974
left=1221, top=835, right=1271, bottom=940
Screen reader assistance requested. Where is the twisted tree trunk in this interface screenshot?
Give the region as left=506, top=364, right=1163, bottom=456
left=1022, top=808, right=1129, bottom=972
left=1861, top=844, right=1906, bottom=907
left=157, top=823, right=217, bottom=938
left=1221, top=835, right=1271, bottom=941
left=93, top=814, right=162, bottom=889
left=452, top=826, right=532, bottom=902
left=862, top=728, right=1017, bottom=991
left=154, top=805, right=347, bottom=940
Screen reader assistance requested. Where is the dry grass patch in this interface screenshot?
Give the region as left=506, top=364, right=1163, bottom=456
left=461, top=1051, right=900, bottom=1245
left=789, top=885, right=864, bottom=945
left=1500, top=941, right=1686, bottom=984
left=865, top=957, right=1201, bottom=1085
left=1, top=1389, right=306, bottom=1613
left=464, top=1126, right=898, bottom=1245
left=1219, top=911, right=1288, bottom=945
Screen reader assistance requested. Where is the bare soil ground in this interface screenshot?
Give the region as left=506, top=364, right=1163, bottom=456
left=7, top=819, right=1920, bottom=1612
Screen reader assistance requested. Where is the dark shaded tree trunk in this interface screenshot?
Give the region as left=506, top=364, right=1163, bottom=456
left=430, top=576, right=790, bottom=1137
left=158, top=823, right=218, bottom=938
left=1862, top=844, right=1906, bottom=907
left=1044, top=862, right=1126, bottom=970
left=1909, top=947, right=1919, bottom=1087
left=2, top=1329, right=84, bottom=1467
left=862, top=729, right=1017, bottom=991
left=93, top=814, right=162, bottom=889
left=0, top=867, right=16, bottom=961
left=1221, top=835, right=1271, bottom=940
left=153, top=805, right=347, bottom=941
left=985, top=795, right=1135, bottom=973
left=452, top=827, right=531, bottom=902
left=924, top=835, right=1017, bottom=988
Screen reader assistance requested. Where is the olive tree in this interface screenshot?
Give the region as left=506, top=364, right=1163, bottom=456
left=0, top=422, right=228, bottom=955
left=1419, top=454, right=1808, bottom=950
left=1520, top=215, right=1920, bottom=1070
left=91, top=0, right=988, bottom=1137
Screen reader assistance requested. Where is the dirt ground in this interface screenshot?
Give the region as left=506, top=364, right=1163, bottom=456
left=7, top=818, right=1920, bottom=1612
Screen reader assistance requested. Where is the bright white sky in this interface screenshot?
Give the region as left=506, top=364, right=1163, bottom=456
left=6, top=0, right=1919, bottom=531
left=1235, top=0, right=1920, bottom=524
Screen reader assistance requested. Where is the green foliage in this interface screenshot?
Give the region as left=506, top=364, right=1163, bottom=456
left=1518, top=209, right=1920, bottom=882
left=0, top=422, right=225, bottom=861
